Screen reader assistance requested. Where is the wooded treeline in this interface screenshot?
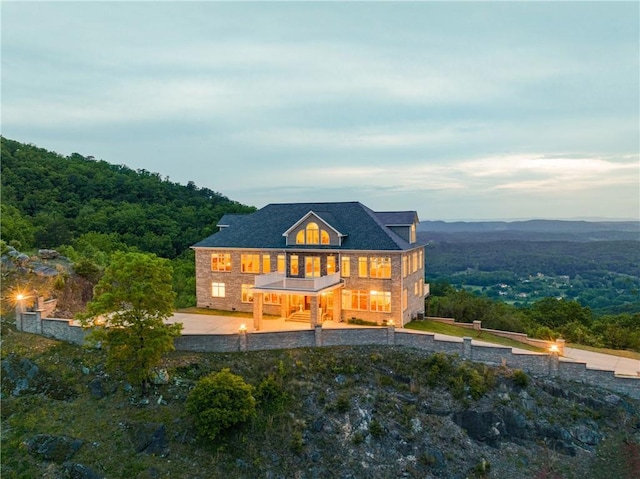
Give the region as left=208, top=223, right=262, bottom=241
left=427, top=285, right=640, bottom=352
left=1, top=137, right=254, bottom=258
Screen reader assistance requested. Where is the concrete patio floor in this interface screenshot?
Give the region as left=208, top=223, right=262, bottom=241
left=166, top=312, right=640, bottom=378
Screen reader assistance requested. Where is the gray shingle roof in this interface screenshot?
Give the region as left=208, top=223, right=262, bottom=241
left=193, top=201, right=418, bottom=251
left=375, top=211, right=418, bottom=226
left=217, top=214, right=249, bottom=228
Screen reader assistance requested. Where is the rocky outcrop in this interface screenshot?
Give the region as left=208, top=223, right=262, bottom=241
left=24, top=434, right=83, bottom=462
left=123, top=422, right=169, bottom=456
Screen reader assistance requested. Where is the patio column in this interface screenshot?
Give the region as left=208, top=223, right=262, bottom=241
left=281, top=294, right=289, bottom=319
left=253, top=292, right=263, bottom=331
left=333, top=292, right=342, bottom=322
left=310, top=296, right=319, bottom=328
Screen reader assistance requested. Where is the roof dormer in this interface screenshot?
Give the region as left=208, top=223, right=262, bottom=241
left=283, top=211, right=345, bottom=246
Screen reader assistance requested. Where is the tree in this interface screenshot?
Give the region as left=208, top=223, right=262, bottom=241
left=186, top=369, right=257, bottom=441
left=79, top=251, right=182, bottom=395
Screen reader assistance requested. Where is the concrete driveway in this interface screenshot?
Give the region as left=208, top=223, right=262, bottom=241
left=167, top=312, right=640, bottom=377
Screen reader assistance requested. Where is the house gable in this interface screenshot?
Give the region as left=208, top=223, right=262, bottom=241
left=282, top=211, right=345, bottom=246
left=374, top=211, right=419, bottom=244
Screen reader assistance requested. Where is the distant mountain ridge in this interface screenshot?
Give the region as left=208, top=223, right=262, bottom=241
left=418, top=219, right=640, bottom=242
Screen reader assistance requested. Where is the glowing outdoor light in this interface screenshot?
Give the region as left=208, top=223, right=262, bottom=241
left=549, top=344, right=559, bottom=354
left=239, top=323, right=247, bottom=332
left=16, top=293, right=25, bottom=302
left=387, top=319, right=395, bottom=327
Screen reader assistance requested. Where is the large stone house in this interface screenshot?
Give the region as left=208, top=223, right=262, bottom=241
left=192, top=201, right=427, bottom=330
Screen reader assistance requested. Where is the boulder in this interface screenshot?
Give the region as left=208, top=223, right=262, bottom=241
left=61, top=462, right=103, bottom=479
left=124, top=422, right=169, bottom=456
left=88, top=378, right=105, bottom=399
left=150, top=369, right=169, bottom=385
left=25, top=434, right=83, bottom=462
left=38, top=249, right=60, bottom=259
left=2, top=355, right=40, bottom=396
left=572, top=424, right=601, bottom=446
left=452, top=410, right=504, bottom=447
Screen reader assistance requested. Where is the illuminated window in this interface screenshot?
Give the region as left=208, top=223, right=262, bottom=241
left=410, top=223, right=416, bottom=243
left=211, top=282, right=225, bottom=297
left=241, top=284, right=254, bottom=303
left=327, top=256, right=336, bottom=274
left=211, top=253, right=231, bottom=272
left=305, top=256, right=320, bottom=278
left=290, top=255, right=299, bottom=275
left=419, top=278, right=424, bottom=296
left=358, top=257, right=368, bottom=278
left=418, top=249, right=423, bottom=268
left=263, top=255, right=271, bottom=273
left=306, top=222, right=319, bottom=244
left=295, top=222, right=330, bottom=245
left=414, top=281, right=418, bottom=296
left=412, top=252, right=418, bottom=273
left=342, top=290, right=368, bottom=311
left=403, top=288, right=408, bottom=311
left=277, top=254, right=285, bottom=273
left=370, top=256, right=391, bottom=279
left=264, top=293, right=281, bottom=305
left=341, top=256, right=350, bottom=277
left=241, top=254, right=260, bottom=273
left=370, top=291, right=391, bottom=312
left=402, top=255, right=407, bottom=277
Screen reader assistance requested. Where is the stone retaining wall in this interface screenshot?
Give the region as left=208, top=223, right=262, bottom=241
left=15, top=311, right=639, bottom=400
left=426, top=316, right=561, bottom=353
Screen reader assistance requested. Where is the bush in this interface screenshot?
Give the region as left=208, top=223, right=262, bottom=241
left=186, top=368, right=256, bottom=441
left=255, top=375, right=288, bottom=413
left=512, top=369, right=529, bottom=388
left=423, top=353, right=455, bottom=386
left=369, top=418, right=384, bottom=438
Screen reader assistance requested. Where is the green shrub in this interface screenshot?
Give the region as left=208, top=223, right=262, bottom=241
left=255, top=375, right=288, bottom=413
left=347, top=318, right=379, bottom=326
left=423, top=353, right=455, bottom=386
left=289, top=430, right=304, bottom=454
left=369, top=419, right=384, bottom=439
left=333, top=393, right=351, bottom=413
left=512, top=369, right=529, bottom=388
left=186, top=368, right=257, bottom=441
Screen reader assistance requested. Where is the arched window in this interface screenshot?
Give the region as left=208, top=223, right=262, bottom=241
left=321, top=230, right=330, bottom=244
left=306, top=222, right=319, bottom=244
left=296, top=230, right=305, bottom=244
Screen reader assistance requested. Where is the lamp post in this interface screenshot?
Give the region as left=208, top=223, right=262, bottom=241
left=238, top=323, right=248, bottom=352
left=15, top=293, right=25, bottom=331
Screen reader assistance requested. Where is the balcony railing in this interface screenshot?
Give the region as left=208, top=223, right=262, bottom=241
left=254, top=272, right=342, bottom=292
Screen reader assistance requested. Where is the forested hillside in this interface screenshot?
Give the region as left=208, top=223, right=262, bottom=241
left=419, top=231, right=640, bottom=315
left=1, top=137, right=254, bottom=258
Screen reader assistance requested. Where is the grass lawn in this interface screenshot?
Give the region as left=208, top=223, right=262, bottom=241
left=566, top=343, right=640, bottom=360
left=406, top=320, right=545, bottom=352
left=407, top=320, right=640, bottom=360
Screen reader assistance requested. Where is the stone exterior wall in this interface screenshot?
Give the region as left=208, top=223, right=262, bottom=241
left=196, top=246, right=427, bottom=327
left=340, top=247, right=425, bottom=326
left=16, top=313, right=639, bottom=400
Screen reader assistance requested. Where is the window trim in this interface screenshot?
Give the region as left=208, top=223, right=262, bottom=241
left=241, top=253, right=260, bottom=273
left=211, top=253, right=232, bottom=272
left=211, top=282, right=226, bottom=298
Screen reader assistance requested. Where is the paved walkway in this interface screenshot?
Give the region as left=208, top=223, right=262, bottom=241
left=167, top=313, right=640, bottom=377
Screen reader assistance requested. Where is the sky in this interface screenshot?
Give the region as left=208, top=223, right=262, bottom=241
left=2, top=1, right=639, bottom=221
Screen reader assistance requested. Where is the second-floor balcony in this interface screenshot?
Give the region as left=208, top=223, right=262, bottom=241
left=254, top=272, right=342, bottom=293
